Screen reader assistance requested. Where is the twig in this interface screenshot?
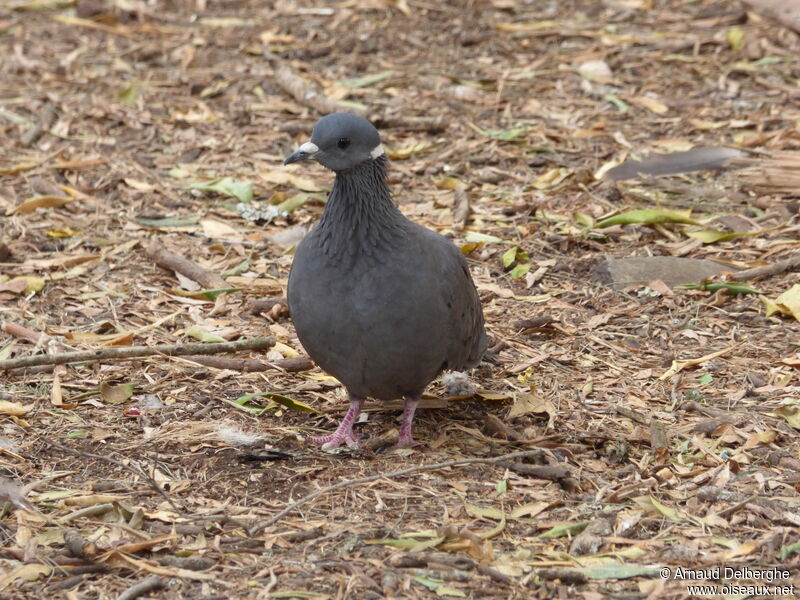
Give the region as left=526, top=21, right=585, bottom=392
left=485, top=414, right=522, bottom=441
left=115, top=575, right=166, bottom=600
left=536, top=568, right=589, bottom=585
left=20, top=101, right=58, bottom=147
left=388, top=551, right=513, bottom=584
left=727, top=253, right=800, bottom=282
left=2, top=321, right=52, bottom=346
left=0, top=337, right=275, bottom=371
left=183, top=355, right=313, bottom=373
left=492, top=461, right=579, bottom=492
left=650, top=421, right=669, bottom=462
left=716, top=495, right=760, bottom=520
left=64, top=528, right=96, bottom=559
left=145, top=242, right=228, bottom=289
left=266, top=51, right=362, bottom=116
left=248, top=449, right=557, bottom=536
left=452, top=185, right=471, bottom=231
left=48, top=567, right=109, bottom=591
left=371, top=114, right=448, bottom=133
left=248, top=297, right=288, bottom=316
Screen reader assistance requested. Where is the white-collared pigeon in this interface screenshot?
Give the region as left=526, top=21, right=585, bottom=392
left=284, top=113, right=487, bottom=449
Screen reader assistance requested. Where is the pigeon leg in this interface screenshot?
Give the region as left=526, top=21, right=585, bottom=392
left=396, top=396, right=420, bottom=448
left=310, top=396, right=364, bottom=450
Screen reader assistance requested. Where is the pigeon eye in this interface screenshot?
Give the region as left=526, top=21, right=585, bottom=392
left=337, top=137, right=350, bottom=149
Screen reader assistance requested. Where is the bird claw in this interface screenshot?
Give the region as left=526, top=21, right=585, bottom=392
left=310, top=431, right=362, bottom=450
left=394, top=434, right=420, bottom=449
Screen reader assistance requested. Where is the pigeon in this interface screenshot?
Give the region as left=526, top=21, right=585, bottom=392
left=284, top=113, right=487, bottom=449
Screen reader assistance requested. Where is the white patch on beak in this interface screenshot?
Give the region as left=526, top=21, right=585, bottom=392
left=370, top=144, right=384, bottom=159
left=299, top=141, right=320, bottom=156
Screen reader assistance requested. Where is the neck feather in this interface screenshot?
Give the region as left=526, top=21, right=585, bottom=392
left=317, top=156, right=406, bottom=259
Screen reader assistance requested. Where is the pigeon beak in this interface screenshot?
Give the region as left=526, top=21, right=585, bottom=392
left=284, top=141, right=320, bottom=165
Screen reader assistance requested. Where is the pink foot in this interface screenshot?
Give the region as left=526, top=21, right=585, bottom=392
left=394, top=396, right=421, bottom=449
left=395, top=433, right=420, bottom=449
left=309, top=396, right=364, bottom=451
left=309, top=431, right=362, bottom=449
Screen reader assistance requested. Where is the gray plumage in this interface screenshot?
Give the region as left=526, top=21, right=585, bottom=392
left=284, top=113, right=486, bottom=448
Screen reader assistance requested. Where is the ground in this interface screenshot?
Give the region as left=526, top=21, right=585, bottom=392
left=1, top=0, right=800, bottom=598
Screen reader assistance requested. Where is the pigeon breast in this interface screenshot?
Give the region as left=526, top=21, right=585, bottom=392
left=287, top=156, right=486, bottom=401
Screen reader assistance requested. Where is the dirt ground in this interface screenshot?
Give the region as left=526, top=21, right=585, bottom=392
left=1, top=0, right=800, bottom=598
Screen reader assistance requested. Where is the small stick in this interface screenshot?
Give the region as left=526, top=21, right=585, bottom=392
left=726, top=253, right=800, bottom=282
left=248, top=297, right=288, bottom=315
left=20, top=101, right=58, bottom=147
left=372, top=115, right=447, bottom=133
left=0, top=337, right=275, bottom=371
left=115, top=575, right=165, bottom=600
left=650, top=421, right=669, bottom=462
left=2, top=321, right=52, bottom=346
left=452, top=185, right=471, bottom=231
left=145, top=242, right=228, bottom=289
left=183, top=355, right=313, bottom=373
left=248, top=449, right=559, bottom=536
left=266, top=52, right=363, bottom=116
left=64, top=528, right=96, bottom=559
left=492, top=461, right=578, bottom=492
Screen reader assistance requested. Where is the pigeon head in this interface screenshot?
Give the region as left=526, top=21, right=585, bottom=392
left=284, top=113, right=384, bottom=172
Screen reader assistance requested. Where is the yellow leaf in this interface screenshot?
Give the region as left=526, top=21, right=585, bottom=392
left=651, top=138, right=695, bottom=152
left=99, top=382, right=135, bottom=405
left=761, top=296, right=783, bottom=317
left=51, top=372, right=64, bottom=407
left=464, top=503, right=506, bottom=539
left=86, top=332, right=133, bottom=347
left=13, top=276, right=45, bottom=294
left=508, top=392, right=556, bottom=426
left=261, top=170, right=323, bottom=192
left=273, top=341, right=299, bottom=357
left=688, top=118, right=728, bottom=131
left=0, top=563, right=52, bottom=588
left=123, top=178, right=155, bottom=192
left=494, top=20, right=557, bottom=32
left=633, top=496, right=688, bottom=522
left=46, top=226, right=82, bottom=238
left=630, top=96, right=668, bottom=115
left=63, top=494, right=128, bottom=506
left=509, top=501, right=552, bottom=519
left=776, top=284, right=800, bottom=321
left=0, top=401, right=32, bottom=416
left=773, top=402, right=800, bottom=430
left=742, top=430, right=777, bottom=449
left=594, top=159, right=621, bottom=180
left=725, top=540, right=760, bottom=559
left=200, top=218, right=240, bottom=239
left=475, top=391, right=512, bottom=401
left=435, top=177, right=465, bottom=191
left=387, top=142, right=427, bottom=160
left=0, top=162, right=38, bottom=176
left=532, top=167, right=571, bottom=190
left=659, top=345, right=739, bottom=380
left=727, top=27, right=745, bottom=51
left=685, top=230, right=757, bottom=244
left=262, top=393, right=318, bottom=413
left=8, top=195, right=73, bottom=215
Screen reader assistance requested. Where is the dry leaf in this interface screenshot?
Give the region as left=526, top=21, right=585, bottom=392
left=8, top=195, right=73, bottom=215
